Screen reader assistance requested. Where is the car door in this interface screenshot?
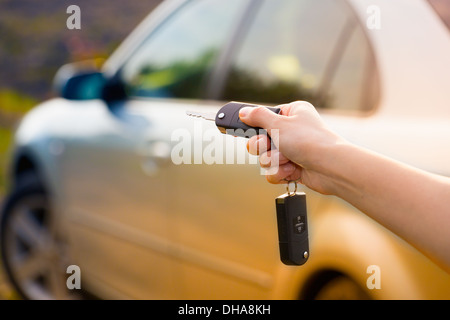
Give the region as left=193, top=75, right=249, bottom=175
left=61, top=0, right=251, bottom=299
left=127, top=0, right=287, bottom=299
left=170, top=0, right=381, bottom=299
left=60, top=97, right=178, bottom=299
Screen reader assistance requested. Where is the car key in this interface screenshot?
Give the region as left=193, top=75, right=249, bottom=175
left=187, top=101, right=281, bottom=138
left=276, top=184, right=310, bottom=265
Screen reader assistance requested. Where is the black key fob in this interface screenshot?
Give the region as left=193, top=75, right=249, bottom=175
left=215, top=101, right=281, bottom=138
left=275, top=192, right=309, bottom=265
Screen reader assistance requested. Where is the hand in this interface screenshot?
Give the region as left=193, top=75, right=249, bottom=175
left=239, top=101, right=344, bottom=194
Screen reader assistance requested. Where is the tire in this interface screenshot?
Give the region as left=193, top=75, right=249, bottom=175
left=312, top=274, right=371, bottom=300
left=0, top=173, right=80, bottom=300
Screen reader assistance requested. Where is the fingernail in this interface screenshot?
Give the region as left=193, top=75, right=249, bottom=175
left=239, top=107, right=251, bottom=118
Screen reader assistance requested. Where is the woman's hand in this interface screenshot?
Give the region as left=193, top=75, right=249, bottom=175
left=239, top=101, right=344, bottom=195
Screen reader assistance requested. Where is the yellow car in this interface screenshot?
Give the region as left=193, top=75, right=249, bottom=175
left=1, top=0, right=450, bottom=299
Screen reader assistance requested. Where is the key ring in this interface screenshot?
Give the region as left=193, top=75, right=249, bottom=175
left=285, top=180, right=298, bottom=196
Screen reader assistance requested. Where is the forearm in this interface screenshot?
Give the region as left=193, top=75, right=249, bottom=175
left=320, top=141, right=450, bottom=270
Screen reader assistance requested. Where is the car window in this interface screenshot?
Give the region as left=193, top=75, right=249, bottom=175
left=220, top=0, right=378, bottom=112
left=324, top=25, right=374, bottom=112
left=121, top=0, right=248, bottom=99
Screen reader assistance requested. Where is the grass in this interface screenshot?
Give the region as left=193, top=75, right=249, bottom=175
left=0, top=128, right=13, bottom=196
left=0, top=88, right=37, bottom=196
left=0, top=88, right=37, bottom=300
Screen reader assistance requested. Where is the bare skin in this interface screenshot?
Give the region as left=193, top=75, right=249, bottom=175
left=239, top=101, right=450, bottom=272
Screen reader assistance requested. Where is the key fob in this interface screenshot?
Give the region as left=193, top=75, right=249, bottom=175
left=275, top=192, right=310, bottom=265
left=215, top=101, right=281, bottom=138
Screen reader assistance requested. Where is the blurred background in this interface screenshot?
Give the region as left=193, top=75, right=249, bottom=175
left=0, top=0, right=163, bottom=299
left=1, top=0, right=450, bottom=300
left=0, top=0, right=162, bottom=193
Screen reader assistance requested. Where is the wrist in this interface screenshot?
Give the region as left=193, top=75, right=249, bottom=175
left=307, top=134, right=355, bottom=196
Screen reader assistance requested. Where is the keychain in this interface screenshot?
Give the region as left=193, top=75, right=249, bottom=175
left=275, top=180, right=310, bottom=265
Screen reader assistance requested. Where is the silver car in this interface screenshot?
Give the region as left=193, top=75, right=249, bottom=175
left=2, top=0, right=450, bottom=299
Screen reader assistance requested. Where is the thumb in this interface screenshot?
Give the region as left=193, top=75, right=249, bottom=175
left=239, top=106, right=280, bottom=131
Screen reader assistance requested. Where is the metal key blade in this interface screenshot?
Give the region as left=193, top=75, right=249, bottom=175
left=186, top=110, right=216, bottom=121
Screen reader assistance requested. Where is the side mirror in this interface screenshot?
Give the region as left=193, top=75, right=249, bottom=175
left=53, top=61, right=107, bottom=100
left=53, top=60, right=127, bottom=102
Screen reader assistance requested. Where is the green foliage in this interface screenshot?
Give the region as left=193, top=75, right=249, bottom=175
left=0, top=89, right=37, bottom=195
left=0, top=89, right=37, bottom=116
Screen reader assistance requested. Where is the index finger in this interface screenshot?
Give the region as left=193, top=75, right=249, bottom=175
left=247, top=134, right=271, bottom=156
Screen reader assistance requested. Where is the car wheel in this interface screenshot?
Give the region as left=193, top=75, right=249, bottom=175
left=311, top=274, right=371, bottom=300
left=0, top=173, right=79, bottom=300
